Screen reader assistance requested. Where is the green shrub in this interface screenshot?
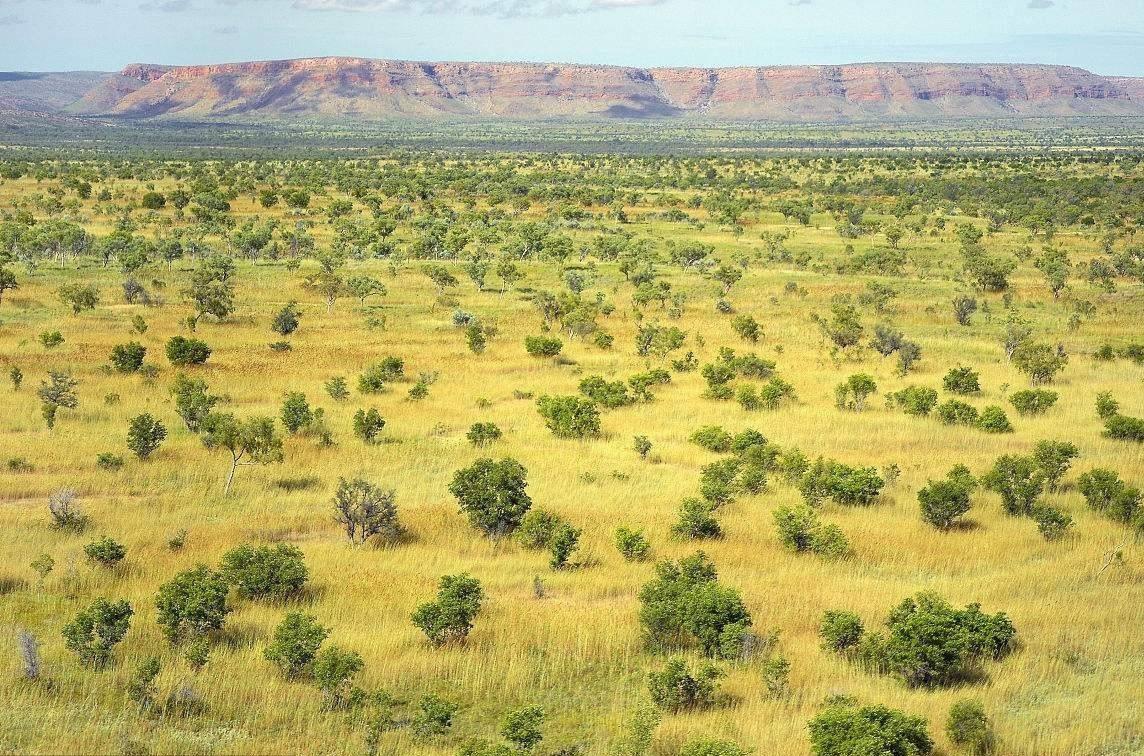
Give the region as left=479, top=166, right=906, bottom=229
left=84, top=536, right=126, bottom=567
left=679, top=739, right=748, bottom=756
left=943, top=366, right=981, bottom=394
left=280, top=392, right=314, bottom=434
left=946, top=699, right=994, bottom=755
left=637, top=551, right=751, bottom=657
left=62, top=598, right=133, bottom=667
left=1095, top=391, right=1119, bottom=420
left=579, top=375, right=633, bottom=408
left=614, top=526, right=651, bottom=561
left=672, top=498, right=722, bottom=540
left=411, top=574, right=484, bottom=646
left=96, top=452, right=124, bottom=471
left=352, top=407, right=385, bottom=444
left=819, top=610, right=864, bottom=652
left=690, top=425, right=733, bottom=453
left=889, top=385, right=938, bottom=416
left=548, top=523, right=581, bottom=569
left=126, top=413, right=167, bottom=459
left=809, top=701, right=933, bottom=756
left=524, top=335, right=563, bottom=357
left=1104, top=414, right=1144, bottom=442
left=411, top=694, right=460, bottom=738
left=501, top=705, right=545, bottom=751
left=918, top=466, right=977, bottom=529
left=1009, top=389, right=1057, bottom=416
left=467, top=422, right=503, bottom=446
left=450, top=458, right=532, bottom=538
left=536, top=395, right=600, bottom=438
left=219, top=543, right=309, bottom=600
left=109, top=341, right=147, bottom=373
left=976, top=406, right=1013, bottom=433
left=515, top=509, right=565, bottom=549
left=264, top=611, right=328, bottom=678
left=834, top=373, right=877, bottom=411
left=155, top=565, right=231, bottom=642
left=312, top=645, right=363, bottom=710
left=1077, top=468, right=1142, bottom=526
left=937, top=399, right=979, bottom=426
left=647, top=657, right=723, bottom=712
left=773, top=505, right=849, bottom=559
left=165, top=336, right=211, bottom=366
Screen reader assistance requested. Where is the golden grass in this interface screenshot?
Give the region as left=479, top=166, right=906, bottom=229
left=0, top=171, right=1142, bottom=755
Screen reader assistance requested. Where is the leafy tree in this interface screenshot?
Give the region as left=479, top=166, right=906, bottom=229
left=264, top=611, right=328, bottom=677
left=352, top=407, right=386, bottom=444
left=280, top=392, right=314, bottom=434
left=84, top=536, right=126, bottom=567
left=200, top=413, right=284, bottom=496
left=166, top=335, right=212, bottom=366
left=37, top=371, right=79, bottom=429
left=524, top=335, right=563, bottom=357
left=182, top=254, right=236, bottom=326
left=946, top=699, right=994, bottom=755
left=614, top=526, right=651, bottom=561
left=648, top=658, right=723, bottom=712
left=632, top=435, right=652, bottom=460
left=411, top=694, right=460, bottom=738
left=672, top=497, right=722, bottom=540
left=819, top=610, right=864, bottom=652
left=834, top=373, right=877, bottom=411
left=312, top=645, right=363, bottom=709
left=126, top=413, right=166, bottom=459
left=1032, top=440, right=1079, bottom=492
left=411, top=573, right=484, bottom=646
left=450, top=457, right=532, bottom=537
left=774, top=505, right=850, bottom=559
left=109, top=341, right=146, bottom=373
left=346, top=275, right=386, bottom=306
left=943, top=366, right=981, bottom=394
left=220, top=543, right=309, bottom=599
left=1009, top=389, right=1057, bottom=416
left=536, top=395, right=600, bottom=438
left=155, top=565, right=231, bottom=642
left=332, top=477, right=401, bottom=545
left=808, top=701, right=933, bottom=756
left=62, top=598, right=133, bottom=666
left=467, top=421, right=502, bottom=446
left=170, top=373, right=218, bottom=431
left=271, top=301, right=301, bottom=336
left=918, top=466, right=977, bottom=529
left=126, top=657, right=161, bottom=710
left=304, top=250, right=350, bottom=313
left=982, top=455, right=1043, bottom=516
left=501, top=705, right=545, bottom=751
left=976, top=406, right=1013, bottom=434
left=637, top=551, right=751, bottom=657
left=1011, top=342, right=1067, bottom=385
left=58, top=283, right=100, bottom=315
left=952, top=295, right=977, bottom=326
left=0, top=265, right=17, bottom=303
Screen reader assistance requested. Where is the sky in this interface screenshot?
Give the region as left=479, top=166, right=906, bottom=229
left=0, top=0, right=1142, bottom=75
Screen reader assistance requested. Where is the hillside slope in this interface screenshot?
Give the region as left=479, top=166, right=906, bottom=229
left=4, top=58, right=1143, bottom=123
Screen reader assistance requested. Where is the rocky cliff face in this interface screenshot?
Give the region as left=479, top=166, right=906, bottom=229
left=36, top=57, right=1144, bottom=122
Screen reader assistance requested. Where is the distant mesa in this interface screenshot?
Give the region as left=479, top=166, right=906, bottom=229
left=3, top=57, right=1143, bottom=123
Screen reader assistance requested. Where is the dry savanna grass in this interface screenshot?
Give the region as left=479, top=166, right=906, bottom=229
left=0, top=156, right=1142, bottom=756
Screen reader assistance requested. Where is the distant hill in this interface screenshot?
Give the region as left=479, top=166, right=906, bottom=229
left=4, top=58, right=1144, bottom=123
